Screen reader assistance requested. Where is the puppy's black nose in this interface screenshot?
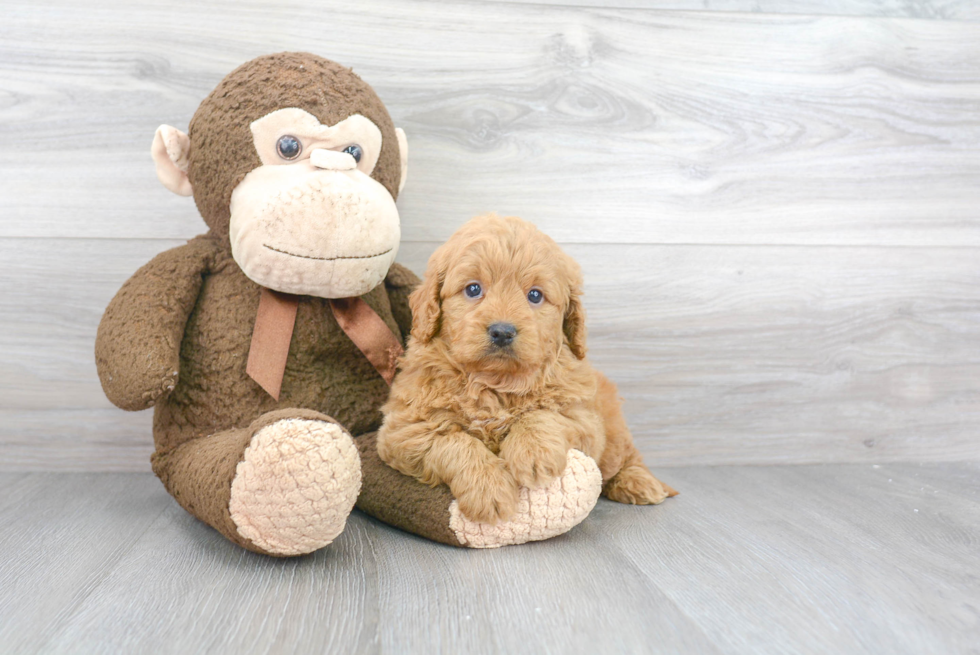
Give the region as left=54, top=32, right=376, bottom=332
left=488, top=322, right=517, bottom=347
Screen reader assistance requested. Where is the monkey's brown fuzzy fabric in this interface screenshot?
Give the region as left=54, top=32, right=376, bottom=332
left=98, top=234, right=403, bottom=447
left=95, top=53, right=462, bottom=555
left=97, top=231, right=429, bottom=555
left=355, top=432, right=461, bottom=547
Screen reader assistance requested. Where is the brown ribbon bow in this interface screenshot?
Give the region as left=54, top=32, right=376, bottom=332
left=246, top=287, right=404, bottom=400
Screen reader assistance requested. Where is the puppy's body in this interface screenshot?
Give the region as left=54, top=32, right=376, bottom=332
left=378, top=215, right=674, bottom=524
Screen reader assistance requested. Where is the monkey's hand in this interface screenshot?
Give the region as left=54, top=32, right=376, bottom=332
left=95, top=235, right=215, bottom=411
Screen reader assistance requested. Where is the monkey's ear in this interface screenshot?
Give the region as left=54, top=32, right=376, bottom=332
left=151, top=125, right=193, bottom=197
left=408, top=253, right=442, bottom=344
left=395, top=128, right=409, bottom=194
left=563, top=285, right=588, bottom=360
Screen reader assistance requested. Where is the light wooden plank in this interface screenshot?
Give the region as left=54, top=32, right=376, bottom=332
left=36, top=483, right=719, bottom=654
left=2, top=466, right=978, bottom=653
left=41, top=504, right=381, bottom=654
left=3, top=238, right=979, bottom=470
left=1, top=2, right=979, bottom=245
left=492, top=0, right=980, bottom=21
left=0, top=473, right=170, bottom=653
left=0, top=409, right=154, bottom=472
left=0, top=238, right=174, bottom=412
left=365, top=515, right=721, bottom=654
left=602, top=463, right=980, bottom=653
left=0, top=237, right=190, bottom=472
left=576, top=242, right=980, bottom=465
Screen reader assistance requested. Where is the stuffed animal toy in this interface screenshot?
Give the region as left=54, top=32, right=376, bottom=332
left=95, top=52, right=602, bottom=556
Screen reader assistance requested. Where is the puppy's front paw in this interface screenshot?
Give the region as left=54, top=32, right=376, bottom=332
left=454, top=461, right=520, bottom=525
left=503, top=439, right=568, bottom=489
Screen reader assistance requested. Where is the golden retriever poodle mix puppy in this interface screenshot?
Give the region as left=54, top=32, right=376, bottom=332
left=377, top=214, right=677, bottom=524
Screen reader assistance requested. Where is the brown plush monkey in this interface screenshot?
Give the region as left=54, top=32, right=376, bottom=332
left=96, top=53, right=601, bottom=556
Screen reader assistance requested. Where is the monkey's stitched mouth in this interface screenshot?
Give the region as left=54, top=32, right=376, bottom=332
left=263, top=244, right=393, bottom=261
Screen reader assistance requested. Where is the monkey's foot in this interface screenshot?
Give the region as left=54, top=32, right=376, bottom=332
left=229, top=418, right=361, bottom=556
left=448, top=449, right=602, bottom=548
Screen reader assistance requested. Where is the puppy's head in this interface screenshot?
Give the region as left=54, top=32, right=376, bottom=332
left=409, top=214, right=586, bottom=387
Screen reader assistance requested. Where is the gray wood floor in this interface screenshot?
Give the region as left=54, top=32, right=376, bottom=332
left=2, top=464, right=977, bottom=654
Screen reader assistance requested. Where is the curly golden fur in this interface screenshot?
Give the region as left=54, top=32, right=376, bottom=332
left=377, top=214, right=676, bottom=524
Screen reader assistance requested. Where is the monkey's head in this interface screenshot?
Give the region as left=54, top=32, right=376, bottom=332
left=151, top=52, right=408, bottom=298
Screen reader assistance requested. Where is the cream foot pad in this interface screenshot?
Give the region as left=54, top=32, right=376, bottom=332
left=449, top=449, right=602, bottom=548
left=230, top=418, right=362, bottom=556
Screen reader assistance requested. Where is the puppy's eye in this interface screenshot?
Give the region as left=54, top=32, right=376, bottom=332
left=464, top=282, right=483, bottom=299
left=527, top=288, right=544, bottom=305
left=276, top=135, right=302, bottom=160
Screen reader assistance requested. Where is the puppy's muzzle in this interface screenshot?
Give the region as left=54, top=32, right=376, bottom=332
left=488, top=322, right=517, bottom=348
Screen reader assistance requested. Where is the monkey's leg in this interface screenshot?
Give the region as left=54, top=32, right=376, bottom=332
left=152, top=408, right=360, bottom=557
left=355, top=432, right=602, bottom=548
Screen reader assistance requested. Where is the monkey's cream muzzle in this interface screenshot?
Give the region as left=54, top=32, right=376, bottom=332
left=229, top=160, right=400, bottom=299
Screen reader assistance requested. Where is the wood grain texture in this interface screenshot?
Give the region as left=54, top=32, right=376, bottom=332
left=365, top=522, right=721, bottom=654
left=575, top=242, right=980, bottom=465
left=2, top=466, right=978, bottom=653
left=3, top=238, right=977, bottom=470
left=41, top=505, right=381, bottom=654
left=1, top=1, right=979, bottom=245
left=0, top=474, right=170, bottom=654
left=0, top=409, right=154, bottom=471
left=600, top=462, right=980, bottom=654
left=492, top=0, right=980, bottom=21
left=2, top=1, right=979, bottom=472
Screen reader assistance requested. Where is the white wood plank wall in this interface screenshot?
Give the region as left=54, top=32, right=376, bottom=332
left=1, top=0, right=978, bottom=471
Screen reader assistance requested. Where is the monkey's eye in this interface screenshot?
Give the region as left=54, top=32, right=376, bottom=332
left=276, top=135, right=302, bottom=160
left=343, top=144, right=363, bottom=163
left=464, top=282, right=483, bottom=300
left=527, top=288, right=544, bottom=305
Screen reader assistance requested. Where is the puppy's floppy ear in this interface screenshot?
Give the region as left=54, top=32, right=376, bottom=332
left=563, top=282, right=587, bottom=359
left=409, top=251, right=444, bottom=343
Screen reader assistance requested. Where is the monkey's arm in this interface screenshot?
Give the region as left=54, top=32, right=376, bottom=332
left=95, top=235, right=215, bottom=411
left=383, top=262, right=420, bottom=342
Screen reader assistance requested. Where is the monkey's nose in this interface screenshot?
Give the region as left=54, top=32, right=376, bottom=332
left=310, top=149, right=357, bottom=171
left=488, top=322, right=517, bottom=347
